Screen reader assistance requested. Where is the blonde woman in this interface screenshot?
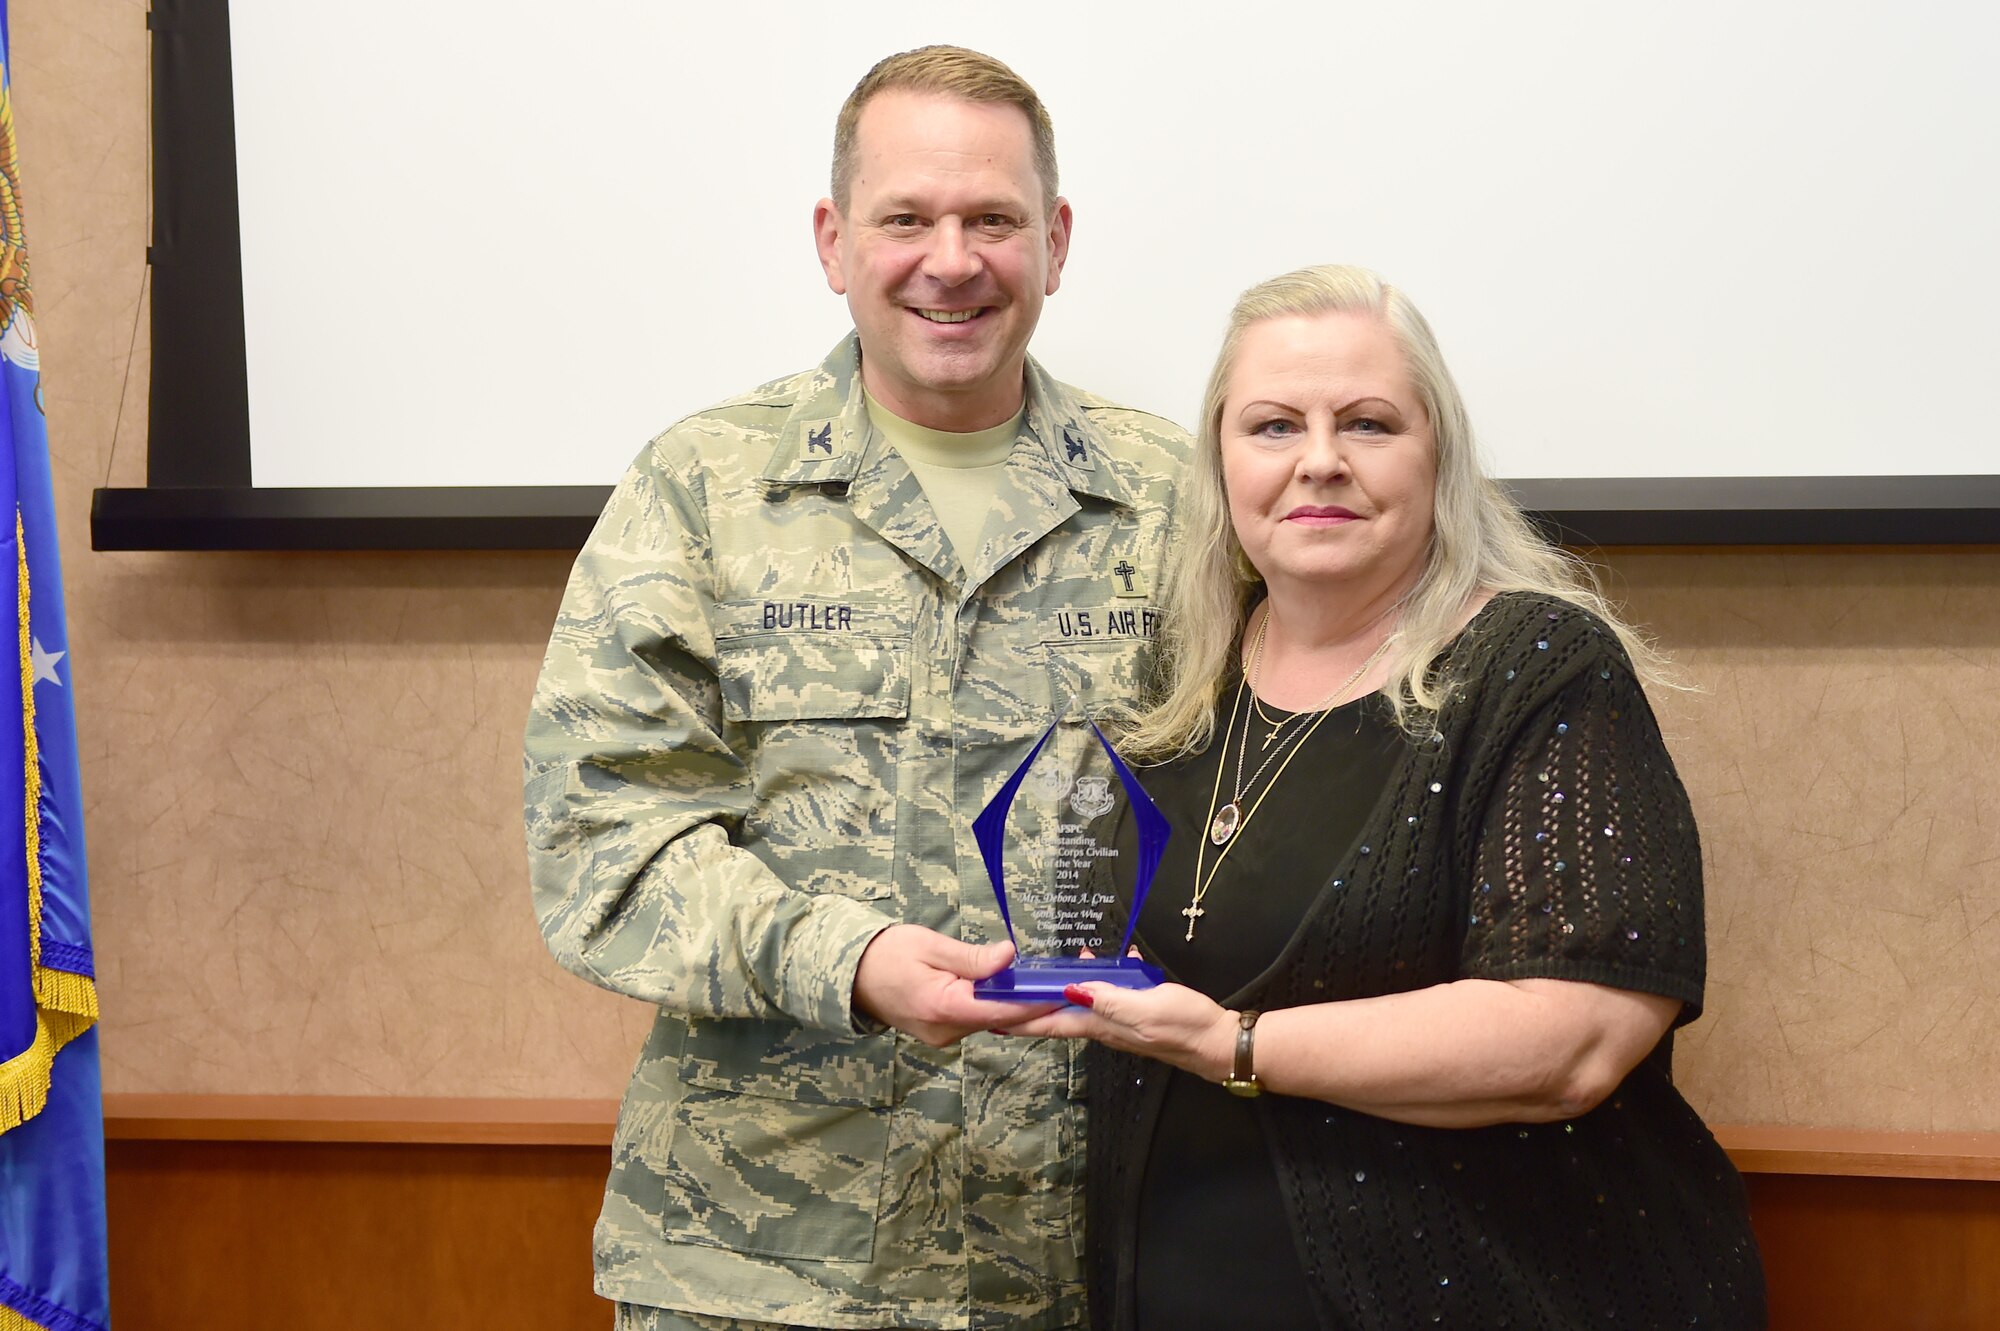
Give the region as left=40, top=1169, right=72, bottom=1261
left=1007, top=267, right=1766, bottom=1329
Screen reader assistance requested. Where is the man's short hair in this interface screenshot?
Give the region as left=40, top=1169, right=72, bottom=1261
left=831, top=45, right=1059, bottom=213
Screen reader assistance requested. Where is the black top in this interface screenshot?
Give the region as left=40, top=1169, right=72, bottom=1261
left=1116, top=689, right=1404, bottom=1331
left=1086, top=593, right=1767, bottom=1331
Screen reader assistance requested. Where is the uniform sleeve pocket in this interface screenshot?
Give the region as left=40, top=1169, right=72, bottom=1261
left=714, top=596, right=912, bottom=722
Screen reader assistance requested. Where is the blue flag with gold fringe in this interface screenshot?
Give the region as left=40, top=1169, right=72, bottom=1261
left=0, top=3, right=112, bottom=1328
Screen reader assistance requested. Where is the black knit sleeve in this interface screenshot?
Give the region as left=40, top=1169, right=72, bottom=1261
left=1458, top=642, right=1706, bottom=1021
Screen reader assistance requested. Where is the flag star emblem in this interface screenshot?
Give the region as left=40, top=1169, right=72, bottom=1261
left=31, top=636, right=64, bottom=686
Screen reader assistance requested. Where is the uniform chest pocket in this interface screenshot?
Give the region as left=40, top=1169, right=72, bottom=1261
left=715, top=596, right=912, bottom=900
left=713, top=595, right=913, bottom=722
left=1042, top=631, right=1155, bottom=722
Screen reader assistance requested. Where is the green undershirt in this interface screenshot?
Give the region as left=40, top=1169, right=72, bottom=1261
left=864, top=390, right=1020, bottom=566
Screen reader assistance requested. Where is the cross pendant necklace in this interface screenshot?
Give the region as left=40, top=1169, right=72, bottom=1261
left=1181, top=901, right=1206, bottom=941
left=1186, top=611, right=1399, bottom=947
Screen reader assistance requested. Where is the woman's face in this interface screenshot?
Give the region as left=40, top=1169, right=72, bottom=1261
left=1220, top=311, right=1437, bottom=604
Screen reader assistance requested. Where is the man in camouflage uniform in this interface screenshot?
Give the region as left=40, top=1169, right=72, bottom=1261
left=525, top=46, right=1188, bottom=1331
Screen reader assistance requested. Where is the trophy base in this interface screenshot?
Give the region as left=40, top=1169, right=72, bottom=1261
left=973, top=956, right=1164, bottom=1003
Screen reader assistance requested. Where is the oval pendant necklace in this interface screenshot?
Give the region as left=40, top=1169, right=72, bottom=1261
left=1187, top=612, right=1395, bottom=941
left=1208, top=613, right=1388, bottom=846
left=1208, top=800, right=1242, bottom=846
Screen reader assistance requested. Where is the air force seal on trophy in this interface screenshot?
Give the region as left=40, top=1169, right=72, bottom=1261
left=972, top=720, right=1168, bottom=1002
left=1069, top=775, right=1117, bottom=819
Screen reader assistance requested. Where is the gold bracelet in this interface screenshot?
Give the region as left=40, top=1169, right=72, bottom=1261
left=1221, top=1009, right=1262, bottom=1097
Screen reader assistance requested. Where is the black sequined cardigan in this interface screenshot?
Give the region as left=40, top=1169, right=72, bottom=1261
left=1085, top=593, right=1767, bottom=1331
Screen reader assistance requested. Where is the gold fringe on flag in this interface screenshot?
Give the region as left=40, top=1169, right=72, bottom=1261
left=0, top=1300, right=65, bottom=1331
left=0, top=513, right=99, bottom=1132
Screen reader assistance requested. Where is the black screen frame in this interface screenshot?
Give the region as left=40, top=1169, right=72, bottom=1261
left=90, top=0, right=2000, bottom=552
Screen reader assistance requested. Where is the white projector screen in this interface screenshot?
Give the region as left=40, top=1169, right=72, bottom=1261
left=219, top=0, right=1998, bottom=491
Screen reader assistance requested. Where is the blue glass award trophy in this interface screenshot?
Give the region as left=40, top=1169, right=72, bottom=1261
left=971, top=719, right=1169, bottom=1002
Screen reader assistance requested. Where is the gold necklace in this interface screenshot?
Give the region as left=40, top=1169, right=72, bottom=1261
left=1207, top=614, right=1391, bottom=845
left=1249, top=691, right=1296, bottom=750
left=1185, top=681, right=1352, bottom=941
left=1185, top=619, right=1395, bottom=942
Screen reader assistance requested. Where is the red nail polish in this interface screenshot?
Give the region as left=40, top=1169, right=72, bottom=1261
left=1063, top=984, right=1095, bottom=1008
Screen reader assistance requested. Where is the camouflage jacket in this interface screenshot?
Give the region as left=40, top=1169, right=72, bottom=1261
left=524, top=336, right=1190, bottom=1329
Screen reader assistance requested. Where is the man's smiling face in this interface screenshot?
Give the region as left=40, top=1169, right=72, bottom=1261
left=814, top=90, right=1071, bottom=432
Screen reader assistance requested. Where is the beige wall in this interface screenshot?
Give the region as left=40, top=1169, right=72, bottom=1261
left=17, top=2, right=1998, bottom=1129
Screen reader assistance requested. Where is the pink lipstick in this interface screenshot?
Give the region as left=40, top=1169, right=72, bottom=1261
left=1285, top=505, right=1360, bottom=526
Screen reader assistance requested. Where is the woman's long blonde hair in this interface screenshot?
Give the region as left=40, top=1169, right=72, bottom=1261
left=1121, top=264, right=1668, bottom=760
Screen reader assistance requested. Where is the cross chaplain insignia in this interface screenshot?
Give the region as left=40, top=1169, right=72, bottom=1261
left=1110, top=557, right=1147, bottom=599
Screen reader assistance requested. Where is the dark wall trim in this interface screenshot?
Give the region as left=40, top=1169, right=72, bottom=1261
left=90, top=486, right=608, bottom=551
left=1511, top=475, right=2000, bottom=546
left=149, top=0, right=252, bottom=487
left=89, top=476, right=2000, bottom=552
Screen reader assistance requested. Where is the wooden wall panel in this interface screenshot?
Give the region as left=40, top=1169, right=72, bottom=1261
left=106, top=1140, right=610, bottom=1331
left=1748, top=1173, right=2000, bottom=1331
left=106, top=1137, right=2000, bottom=1331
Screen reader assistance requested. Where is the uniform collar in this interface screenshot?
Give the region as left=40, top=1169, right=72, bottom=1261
left=1019, top=355, right=1139, bottom=510
left=760, top=334, right=1139, bottom=511
left=759, top=336, right=872, bottom=489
